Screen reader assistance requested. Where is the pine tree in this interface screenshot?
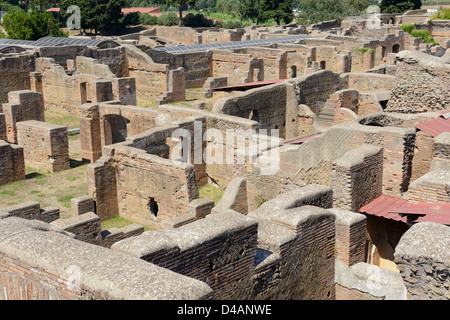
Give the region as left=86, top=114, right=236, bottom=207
left=379, top=0, right=421, bottom=14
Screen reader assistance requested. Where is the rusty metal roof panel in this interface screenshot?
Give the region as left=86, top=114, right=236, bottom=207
left=414, top=112, right=450, bottom=137
left=359, top=195, right=450, bottom=225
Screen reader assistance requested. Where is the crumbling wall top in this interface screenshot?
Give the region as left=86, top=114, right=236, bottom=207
left=0, top=217, right=212, bottom=300
left=395, top=222, right=450, bottom=263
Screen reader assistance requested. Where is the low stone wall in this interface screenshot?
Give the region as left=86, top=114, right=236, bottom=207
left=0, top=217, right=212, bottom=300
left=112, top=210, right=259, bottom=300
left=50, top=212, right=102, bottom=245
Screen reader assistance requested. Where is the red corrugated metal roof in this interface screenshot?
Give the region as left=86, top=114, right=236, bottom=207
left=414, top=111, right=450, bottom=137
left=212, top=79, right=287, bottom=91
left=359, top=194, right=450, bottom=225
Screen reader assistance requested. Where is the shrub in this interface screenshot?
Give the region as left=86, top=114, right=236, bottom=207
left=401, top=23, right=438, bottom=45
left=122, top=12, right=140, bottom=26
left=220, top=20, right=242, bottom=29
left=182, top=13, right=214, bottom=28
left=400, top=23, right=415, bottom=34
left=139, top=13, right=158, bottom=25
left=157, top=13, right=178, bottom=26
left=410, top=29, right=437, bottom=45
left=3, top=9, right=68, bottom=40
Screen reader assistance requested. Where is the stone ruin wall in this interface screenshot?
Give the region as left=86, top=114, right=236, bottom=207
left=0, top=181, right=448, bottom=300
left=2, top=90, right=45, bottom=144
left=0, top=140, right=25, bottom=186
left=395, top=222, right=450, bottom=300
left=16, top=120, right=70, bottom=173
left=86, top=118, right=205, bottom=228
left=0, top=52, right=36, bottom=103
left=386, top=51, right=450, bottom=113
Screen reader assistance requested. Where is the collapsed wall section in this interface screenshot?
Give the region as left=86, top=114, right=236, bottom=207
left=394, top=222, right=450, bottom=300
left=386, top=51, right=450, bottom=113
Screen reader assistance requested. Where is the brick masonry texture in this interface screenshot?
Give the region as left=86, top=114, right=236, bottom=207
left=0, top=217, right=212, bottom=300
left=16, top=120, right=69, bottom=173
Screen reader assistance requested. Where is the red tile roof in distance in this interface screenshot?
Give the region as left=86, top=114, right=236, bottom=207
left=46, top=7, right=160, bottom=14
left=414, top=111, right=450, bottom=137
left=359, top=194, right=450, bottom=225
left=122, top=7, right=159, bottom=14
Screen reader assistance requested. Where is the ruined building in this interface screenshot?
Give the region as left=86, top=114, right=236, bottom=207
left=0, top=12, right=449, bottom=300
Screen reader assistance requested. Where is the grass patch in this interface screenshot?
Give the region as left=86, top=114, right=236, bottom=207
left=0, top=190, right=16, bottom=196
left=199, top=183, right=224, bottom=205
left=101, top=215, right=151, bottom=231
left=44, top=110, right=80, bottom=129
left=101, top=215, right=135, bottom=230
left=58, top=194, right=74, bottom=208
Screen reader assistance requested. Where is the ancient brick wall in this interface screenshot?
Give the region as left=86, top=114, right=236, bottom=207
left=153, top=26, right=200, bottom=45
left=171, top=51, right=212, bottom=88
left=245, top=205, right=336, bottom=300
left=213, top=81, right=298, bottom=139
left=79, top=103, right=162, bottom=162
left=408, top=170, right=450, bottom=203
left=0, top=140, right=25, bottom=186
left=386, top=51, right=450, bottom=113
left=113, top=146, right=199, bottom=229
left=430, top=132, right=450, bottom=172
left=0, top=113, right=6, bottom=141
left=16, top=120, right=70, bottom=173
left=410, top=130, right=435, bottom=182
left=245, top=47, right=288, bottom=80
left=88, top=118, right=202, bottom=227
left=87, top=156, right=119, bottom=221
left=291, top=120, right=415, bottom=197
left=2, top=90, right=45, bottom=143
left=0, top=217, right=212, bottom=300
left=50, top=212, right=102, bottom=245
left=40, top=59, right=89, bottom=115
left=0, top=202, right=60, bottom=224
left=329, top=209, right=367, bottom=267
left=0, top=53, right=36, bottom=103
left=289, top=69, right=342, bottom=109
left=332, top=144, right=383, bottom=212
left=127, top=62, right=168, bottom=102
left=201, top=29, right=244, bottom=44
left=113, top=204, right=336, bottom=300
left=395, top=222, right=450, bottom=300
left=112, top=210, right=258, bottom=299
left=71, top=195, right=95, bottom=216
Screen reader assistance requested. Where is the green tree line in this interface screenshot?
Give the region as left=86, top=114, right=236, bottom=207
left=0, top=0, right=425, bottom=40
